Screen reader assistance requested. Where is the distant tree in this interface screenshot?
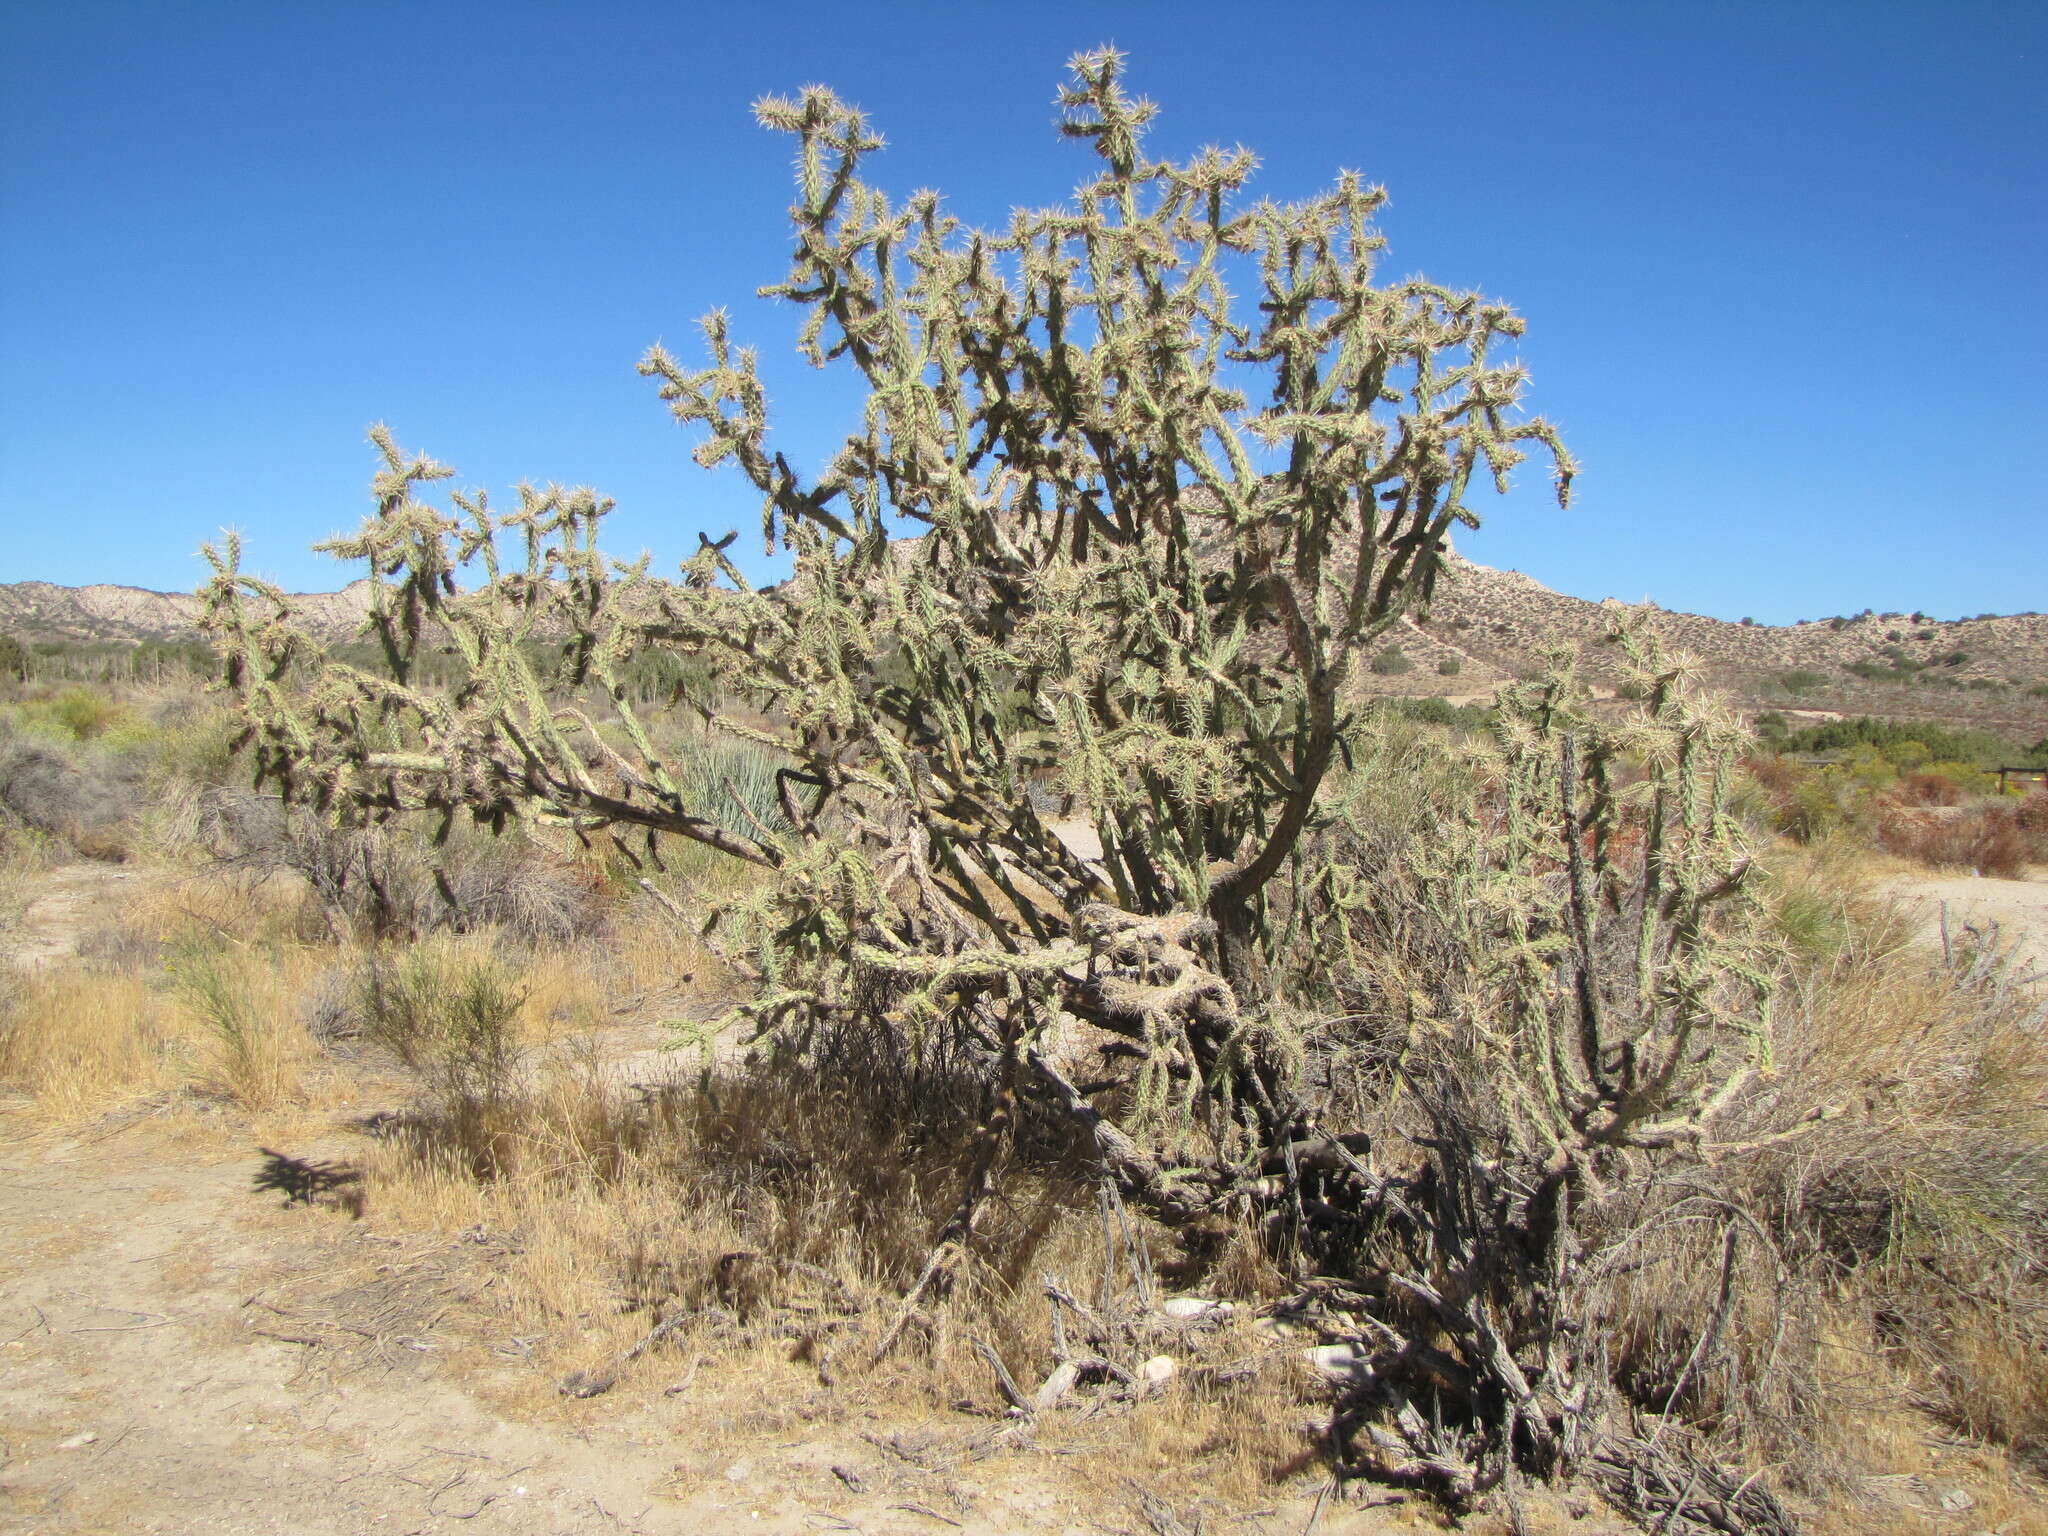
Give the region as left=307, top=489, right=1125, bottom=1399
left=0, top=633, right=25, bottom=682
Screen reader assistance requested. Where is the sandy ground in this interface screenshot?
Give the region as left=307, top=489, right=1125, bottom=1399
left=1880, top=867, right=2048, bottom=985
left=0, top=864, right=1432, bottom=1536
left=4, top=865, right=142, bottom=971
left=0, top=1111, right=1175, bottom=1536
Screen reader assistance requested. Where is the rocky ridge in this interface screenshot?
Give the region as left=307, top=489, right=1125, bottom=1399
left=0, top=578, right=376, bottom=645
left=5, top=563, right=2045, bottom=739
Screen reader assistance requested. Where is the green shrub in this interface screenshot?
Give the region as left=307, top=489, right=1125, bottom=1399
left=1774, top=716, right=2036, bottom=769
left=51, top=688, right=124, bottom=741
left=1434, top=656, right=1461, bottom=676
left=354, top=944, right=524, bottom=1106
left=1776, top=669, right=1826, bottom=695
left=1369, top=645, right=1413, bottom=676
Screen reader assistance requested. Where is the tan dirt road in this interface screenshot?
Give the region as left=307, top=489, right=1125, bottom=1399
left=1880, top=868, right=2048, bottom=984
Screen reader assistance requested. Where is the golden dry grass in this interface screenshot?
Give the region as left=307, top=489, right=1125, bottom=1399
left=0, top=969, right=178, bottom=1119
left=5, top=823, right=2044, bottom=1526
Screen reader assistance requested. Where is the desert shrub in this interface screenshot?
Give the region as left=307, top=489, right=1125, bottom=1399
left=298, top=963, right=360, bottom=1052
left=195, top=786, right=609, bottom=942
left=1722, top=915, right=2048, bottom=1470
left=1433, top=655, right=1461, bottom=676
left=1896, top=768, right=1963, bottom=806
left=1749, top=758, right=1858, bottom=843
left=2016, top=790, right=2048, bottom=843
left=1776, top=668, right=1825, bottom=694
left=442, top=853, right=609, bottom=944
left=1374, top=695, right=1489, bottom=732
left=0, top=742, right=142, bottom=857
left=0, top=635, right=25, bottom=683
left=1877, top=802, right=2030, bottom=878
left=354, top=941, right=524, bottom=1109
left=50, top=687, right=125, bottom=741
left=1776, top=715, right=2033, bottom=769
left=146, top=698, right=241, bottom=788
left=169, top=946, right=297, bottom=1109
left=1369, top=645, right=1413, bottom=676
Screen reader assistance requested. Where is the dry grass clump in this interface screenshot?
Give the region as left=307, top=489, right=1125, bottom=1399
left=0, top=940, right=325, bottom=1120
left=0, top=969, right=175, bottom=1119
left=340, top=1012, right=1315, bottom=1498
left=1624, top=888, right=2048, bottom=1494
left=166, top=946, right=318, bottom=1111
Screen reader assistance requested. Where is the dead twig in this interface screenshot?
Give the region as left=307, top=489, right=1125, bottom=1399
left=889, top=1503, right=962, bottom=1528
left=972, top=1337, right=1035, bottom=1416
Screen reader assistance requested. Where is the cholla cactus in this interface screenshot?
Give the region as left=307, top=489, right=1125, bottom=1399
left=194, top=50, right=1781, bottom=1488
left=1298, top=613, right=1776, bottom=1491
left=203, top=46, right=1570, bottom=1130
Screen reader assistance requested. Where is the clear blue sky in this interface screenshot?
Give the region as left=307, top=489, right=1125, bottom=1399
left=2, top=1, right=2042, bottom=623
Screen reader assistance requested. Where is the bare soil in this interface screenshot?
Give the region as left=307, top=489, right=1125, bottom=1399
left=1880, top=866, right=2048, bottom=983
left=0, top=1108, right=1169, bottom=1536
left=0, top=866, right=1443, bottom=1536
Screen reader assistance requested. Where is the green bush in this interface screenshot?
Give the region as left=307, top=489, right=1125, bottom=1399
left=1776, top=669, right=1826, bottom=695
left=1434, top=656, right=1461, bottom=676
left=1370, top=645, right=1413, bottom=676
left=354, top=945, right=524, bottom=1106
left=51, top=688, right=125, bottom=741
left=1774, top=716, right=2038, bottom=769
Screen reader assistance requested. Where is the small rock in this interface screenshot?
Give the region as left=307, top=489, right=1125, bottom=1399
left=1160, top=1296, right=1233, bottom=1322
left=1937, top=1488, right=1975, bottom=1512
left=1139, top=1355, right=1177, bottom=1390
left=1304, top=1343, right=1371, bottom=1383
left=724, top=1458, right=754, bottom=1483
left=58, top=1431, right=98, bottom=1450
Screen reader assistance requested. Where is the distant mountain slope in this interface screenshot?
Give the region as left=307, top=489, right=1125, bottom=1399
left=1388, top=556, right=2048, bottom=741
left=6, top=563, right=2045, bottom=741
left=0, top=579, right=375, bottom=645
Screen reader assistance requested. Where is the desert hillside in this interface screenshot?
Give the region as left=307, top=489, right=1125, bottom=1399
left=6, top=562, right=2046, bottom=740
left=1386, top=556, right=2048, bottom=740
left=0, top=578, right=375, bottom=646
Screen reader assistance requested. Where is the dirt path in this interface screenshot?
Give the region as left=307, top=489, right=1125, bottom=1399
left=0, top=1108, right=1220, bottom=1536
left=5, top=864, right=139, bottom=971
left=0, top=865, right=1414, bottom=1536
left=1880, top=868, right=2048, bottom=984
